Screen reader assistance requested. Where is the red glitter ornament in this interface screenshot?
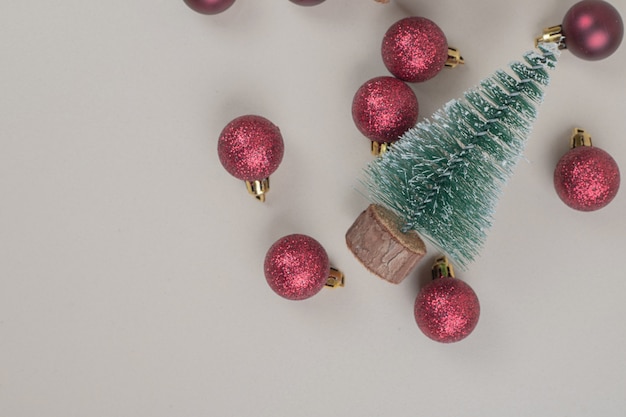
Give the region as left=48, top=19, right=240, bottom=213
left=264, top=234, right=344, bottom=300
left=183, top=0, right=236, bottom=15
left=352, top=76, right=418, bottom=151
left=382, top=17, right=449, bottom=83
left=218, top=115, right=284, bottom=202
left=414, top=257, right=480, bottom=343
left=554, top=129, right=620, bottom=211
left=562, top=0, right=623, bottom=60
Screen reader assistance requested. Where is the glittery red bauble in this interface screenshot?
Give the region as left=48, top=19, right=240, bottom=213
left=289, top=0, right=326, bottom=6
left=414, top=277, right=480, bottom=343
left=562, top=0, right=623, bottom=60
left=183, top=0, right=236, bottom=15
left=352, top=76, right=418, bottom=144
left=382, top=17, right=449, bottom=82
left=218, top=115, right=284, bottom=181
left=264, top=234, right=330, bottom=300
left=554, top=146, right=620, bottom=211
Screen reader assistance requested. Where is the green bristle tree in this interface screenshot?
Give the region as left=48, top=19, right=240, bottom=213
left=362, top=43, right=559, bottom=268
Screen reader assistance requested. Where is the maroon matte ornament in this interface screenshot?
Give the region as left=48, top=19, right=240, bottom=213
left=264, top=234, right=344, bottom=300
left=183, top=0, right=236, bottom=15
left=382, top=17, right=463, bottom=83
left=351, top=76, right=418, bottom=155
left=414, top=257, right=480, bottom=343
left=563, top=0, right=623, bottom=60
left=289, top=0, right=326, bottom=6
left=218, top=115, right=284, bottom=202
left=536, top=0, right=623, bottom=60
left=554, top=128, right=620, bottom=211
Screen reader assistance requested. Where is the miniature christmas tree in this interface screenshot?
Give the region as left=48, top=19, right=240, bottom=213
left=347, top=43, right=559, bottom=278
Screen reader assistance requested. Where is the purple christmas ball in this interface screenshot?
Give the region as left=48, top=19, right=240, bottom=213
left=562, top=0, right=623, bottom=60
left=183, top=0, right=236, bottom=15
left=289, top=0, right=326, bottom=6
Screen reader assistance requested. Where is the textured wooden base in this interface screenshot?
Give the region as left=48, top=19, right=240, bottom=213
left=345, top=204, right=427, bottom=284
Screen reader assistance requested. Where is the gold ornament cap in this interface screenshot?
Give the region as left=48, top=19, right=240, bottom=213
left=325, top=267, right=345, bottom=289
left=431, top=256, right=456, bottom=280
left=445, top=47, right=465, bottom=68
left=245, top=178, right=270, bottom=202
left=535, top=25, right=566, bottom=49
left=570, top=128, right=593, bottom=149
left=371, top=141, right=391, bottom=156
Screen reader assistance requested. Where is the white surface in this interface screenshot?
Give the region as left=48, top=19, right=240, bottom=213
left=1, top=1, right=626, bottom=415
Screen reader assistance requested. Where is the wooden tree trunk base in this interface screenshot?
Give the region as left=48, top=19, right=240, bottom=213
left=345, top=204, right=427, bottom=284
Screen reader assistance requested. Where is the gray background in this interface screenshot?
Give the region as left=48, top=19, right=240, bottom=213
left=1, top=0, right=625, bottom=415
